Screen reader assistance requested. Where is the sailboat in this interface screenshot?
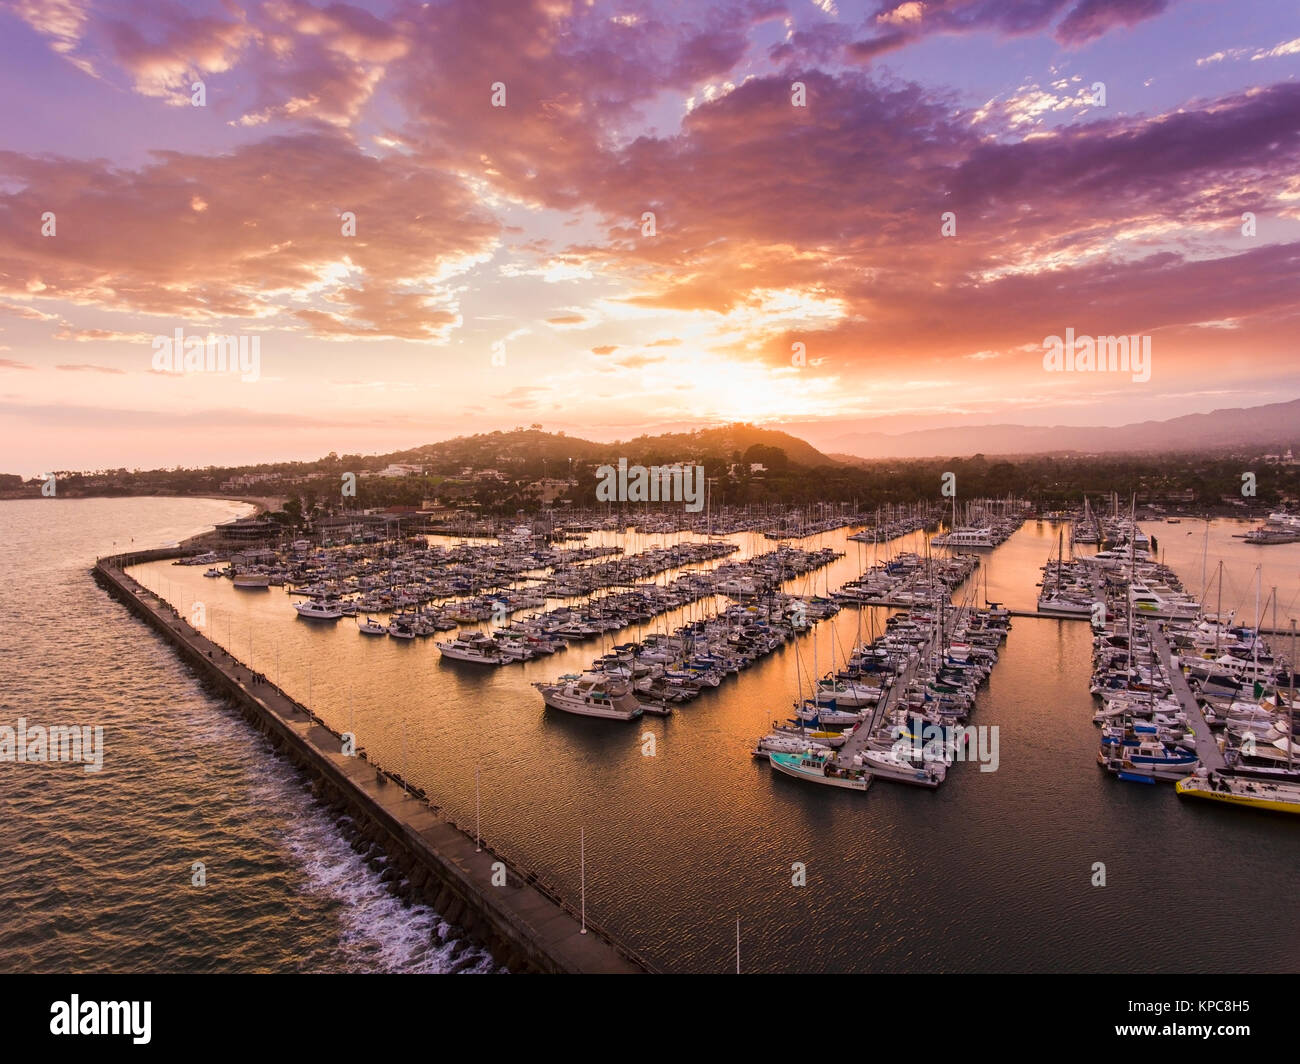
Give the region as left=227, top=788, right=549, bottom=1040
left=1175, top=771, right=1300, bottom=813
left=1177, top=622, right=1300, bottom=814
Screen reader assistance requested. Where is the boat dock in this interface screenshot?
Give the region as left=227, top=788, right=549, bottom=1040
left=95, top=548, right=650, bottom=974
left=1148, top=620, right=1226, bottom=772
left=1009, top=608, right=1089, bottom=621
left=837, top=631, right=936, bottom=764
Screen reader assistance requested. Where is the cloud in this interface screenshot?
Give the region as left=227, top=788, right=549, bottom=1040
left=613, top=353, right=667, bottom=369
left=0, top=129, right=499, bottom=341
left=53, top=324, right=153, bottom=343
left=55, top=362, right=127, bottom=373
left=1055, top=0, right=1169, bottom=46
left=0, top=301, right=59, bottom=321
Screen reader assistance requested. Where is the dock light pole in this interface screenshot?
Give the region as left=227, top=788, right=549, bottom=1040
left=736, top=917, right=740, bottom=974
left=475, top=765, right=482, bottom=852
left=580, top=827, right=586, bottom=934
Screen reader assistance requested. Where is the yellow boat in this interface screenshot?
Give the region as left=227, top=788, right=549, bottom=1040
left=1175, top=773, right=1300, bottom=814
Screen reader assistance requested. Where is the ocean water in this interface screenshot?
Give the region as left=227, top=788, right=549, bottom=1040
left=0, top=497, right=497, bottom=974
left=125, top=509, right=1300, bottom=973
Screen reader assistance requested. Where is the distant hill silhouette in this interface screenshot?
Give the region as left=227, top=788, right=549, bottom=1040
left=387, top=423, right=840, bottom=469
left=786, top=398, right=1300, bottom=459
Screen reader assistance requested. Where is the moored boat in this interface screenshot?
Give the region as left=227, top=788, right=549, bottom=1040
left=436, top=630, right=509, bottom=664
left=767, top=750, right=872, bottom=791
left=294, top=597, right=343, bottom=620
left=1175, top=771, right=1300, bottom=814
left=533, top=672, right=642, bottom=720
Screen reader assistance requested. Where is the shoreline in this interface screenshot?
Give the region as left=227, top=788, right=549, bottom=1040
left=94, top=546, right=649, bottom=975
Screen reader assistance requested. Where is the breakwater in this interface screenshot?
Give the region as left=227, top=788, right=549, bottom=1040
left=93, top=548, right=650, bottom=974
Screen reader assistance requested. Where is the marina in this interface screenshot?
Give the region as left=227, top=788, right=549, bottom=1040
left=117, top=505, right=1300, bottom=971
left=6, top=0, right=1299, bottom=1008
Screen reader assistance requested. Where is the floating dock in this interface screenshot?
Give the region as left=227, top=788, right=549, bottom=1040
left=838, top=630, right=936, bottom=764
left=1147, top=620, right=1226, bottom=772
left=94, top=548, right=649, bottom=974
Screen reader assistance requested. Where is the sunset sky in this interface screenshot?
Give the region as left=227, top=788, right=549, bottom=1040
left=1, top=0, right=1298, bottom=475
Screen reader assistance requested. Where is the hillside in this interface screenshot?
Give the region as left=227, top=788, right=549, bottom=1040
left=613, top=424, right=838, bottom=468
left=377, top=423, right=839, bottom=471
left=787, top=397, right=1300, bottom=460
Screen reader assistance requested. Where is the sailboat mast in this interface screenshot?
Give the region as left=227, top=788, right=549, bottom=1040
left=1215, top=560, right=1223, bottom=655
left=1200, top=519, right=1209, bottom=601
left=1253, top=566, right=1262, bottom=683
left=1290, top=620, right=1296, bottom=773
left=795, top=617, right=804, bottom=736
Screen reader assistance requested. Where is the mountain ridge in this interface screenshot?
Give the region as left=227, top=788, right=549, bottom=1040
left=782, top=397, right=1300, bottom=460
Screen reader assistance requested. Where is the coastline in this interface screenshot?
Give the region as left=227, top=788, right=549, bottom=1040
left=93, top=546, right=650, bottom=975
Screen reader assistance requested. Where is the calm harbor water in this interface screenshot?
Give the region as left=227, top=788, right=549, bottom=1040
left=0, top=498, right=497, bottom=974
left=5, top=497, right=1297, bottom=973
left=123, top=507, right=1300, bottom=974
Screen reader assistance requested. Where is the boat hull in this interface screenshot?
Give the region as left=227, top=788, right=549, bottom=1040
left=1176, top=776, right=1300, bottom=814
left=768, top=753, right=871, bottom=791
left=538, top=691, right=641, bottom=721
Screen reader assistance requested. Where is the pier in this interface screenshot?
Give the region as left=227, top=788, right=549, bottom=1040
left=837, top=630, right=936, bottom=764
left=1008, top=608, right=1088, bottom=621
left=1148, top=620, right=1226, bottom=772
left=94, top=548, right=649, bottom=974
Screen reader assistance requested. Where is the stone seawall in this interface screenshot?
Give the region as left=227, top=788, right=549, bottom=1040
left=94, top=550, right=650, bottom=974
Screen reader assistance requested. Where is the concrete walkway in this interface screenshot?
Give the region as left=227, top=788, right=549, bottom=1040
left=97, top=555, right=647, bottom=974
left=1148, top=621, right=1225, bottom=772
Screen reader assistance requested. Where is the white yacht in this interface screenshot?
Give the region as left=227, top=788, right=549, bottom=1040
left=295, top=598, right=343, bottom=620
left=436, top=631, right=508, bottom=664
left=533, top=672, right=643, bottom=720
left=814, top=680, right=881, bottom=707
left=1128, top=583, right=1200, bottom=620
left=861, top=748, right=947, bottom=788
left=358, top=617, right=387, bottom=636
left=1037, top=594, right=1095, bottom=616
left=932, top=526, right=995, bottom=548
